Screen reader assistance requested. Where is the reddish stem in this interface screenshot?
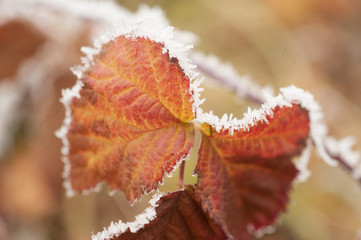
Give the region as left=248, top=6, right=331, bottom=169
left=323, top=142, right=361, bottom=184
left=178, top=160, right=185, bottom=189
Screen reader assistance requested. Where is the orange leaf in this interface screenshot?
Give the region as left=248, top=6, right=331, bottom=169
left=196, top=104, right=310, bottom=239
left=111, top=186, right=226, bottom=240
left=66, top=36, right=195, bottom=202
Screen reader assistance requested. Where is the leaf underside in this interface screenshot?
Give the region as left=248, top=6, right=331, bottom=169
left=196, top=104, right=310, bottom=239
left=115, top=185, right=226, bottom=240
left=67, top=36, right=195, bottom=202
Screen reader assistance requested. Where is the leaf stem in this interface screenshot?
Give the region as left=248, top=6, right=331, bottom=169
left=178, top=160, right=185, bottom=189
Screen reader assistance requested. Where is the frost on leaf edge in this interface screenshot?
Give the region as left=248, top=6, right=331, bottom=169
left=195, top=84, right=360, bottom=237
left=91, top=155, right=191, bottom=240
left=196, top=85, right=334, bottom=184
left=194, top=85, right=327, bottom=237
left=192, top=48, right=360, bottom=176
left=71, top=16, right=202, bottom=114
left=196, top=83, right=360, bottom=183
left=91, top=191, right=163, bottom=240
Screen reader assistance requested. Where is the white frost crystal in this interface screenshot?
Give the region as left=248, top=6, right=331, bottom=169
left=91, top=191, right=163, bottom=240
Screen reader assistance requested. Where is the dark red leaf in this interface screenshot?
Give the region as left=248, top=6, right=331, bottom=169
left=113, top=186, right=226, bottom=240
left=196, top=104, right=310, bottom=239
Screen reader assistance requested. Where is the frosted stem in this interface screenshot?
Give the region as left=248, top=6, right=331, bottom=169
left=178, top=160, right=185, bottom=189
left=190, top=53, right=266, bottom=105
left=322, top=139, right=361, bottom=183
left=327, top=150, right=355, bottom=176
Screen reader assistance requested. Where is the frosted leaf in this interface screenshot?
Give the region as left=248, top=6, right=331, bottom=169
left=192, top=49, right=360, bottom=171
left=49, top=1, right=200, bottom=197
left=197, top=85, right=348, bottom=169
left=196, top=84, right=359, bottom=190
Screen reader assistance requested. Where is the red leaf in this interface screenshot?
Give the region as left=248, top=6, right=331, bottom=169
left=66, top=36, right=195, bottom=202
left=195, top=104, right=310, bottom=239
left=112, top=186, right=226, bottom=240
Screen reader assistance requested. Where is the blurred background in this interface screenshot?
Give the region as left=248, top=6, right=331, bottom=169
left=0, top=0, right=361, bottom=239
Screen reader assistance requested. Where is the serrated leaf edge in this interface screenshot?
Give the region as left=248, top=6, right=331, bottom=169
left=71, top=16, right=203, bottom=115
left=196, top=85, right=341, bottom=174
left=192, top=49, right=360, bottom=176
left=56, top=15, right=202, bottom=197
left=91, top=191, right=164, bottom=240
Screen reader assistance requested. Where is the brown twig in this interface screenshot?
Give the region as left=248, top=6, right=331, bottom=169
left=178, top=160, right=185, bottom=190
left=190, top=53, right=266, bottom=105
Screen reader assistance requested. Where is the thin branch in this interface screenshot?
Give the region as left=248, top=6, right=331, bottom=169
left=190, top=52, right=267, bottom=105
left=322, top=138, right=361, bottom=184
left=178, top=160, right=185, bottom=190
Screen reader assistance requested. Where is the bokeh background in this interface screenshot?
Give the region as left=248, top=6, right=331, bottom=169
left=0, top=0, right=361, bottom=239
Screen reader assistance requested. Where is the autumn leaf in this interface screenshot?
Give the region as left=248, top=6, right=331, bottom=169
left=65, top=36, right=195, bottom=202
left=108, top=185, right=226, bottom=240
left=196, top=104, right=310, bottom=239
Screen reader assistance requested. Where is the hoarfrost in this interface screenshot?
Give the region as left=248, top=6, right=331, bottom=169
left=91, top=191, right=163, bottom=240
left=325, top=137, right=361, bottom=179
left=294, top=140, right=312, bottom=183
left=279, top=85, right=338, bottom=167
left=55, top=79, right=84, bottom=197
left=196, top=87, right=290, bottom=134
left=67, top=2, right=203, bottom=114
left=80, top=17, right=202, bottom=113
left=247, top=222, right=277, bottom=239
left=190, top=51, right=273, bottom=104
left=164, top=151, right=191, bottom=179
left=196, top=85, right=339, bottom=185
left=197, top=83, right=360, bottom=184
